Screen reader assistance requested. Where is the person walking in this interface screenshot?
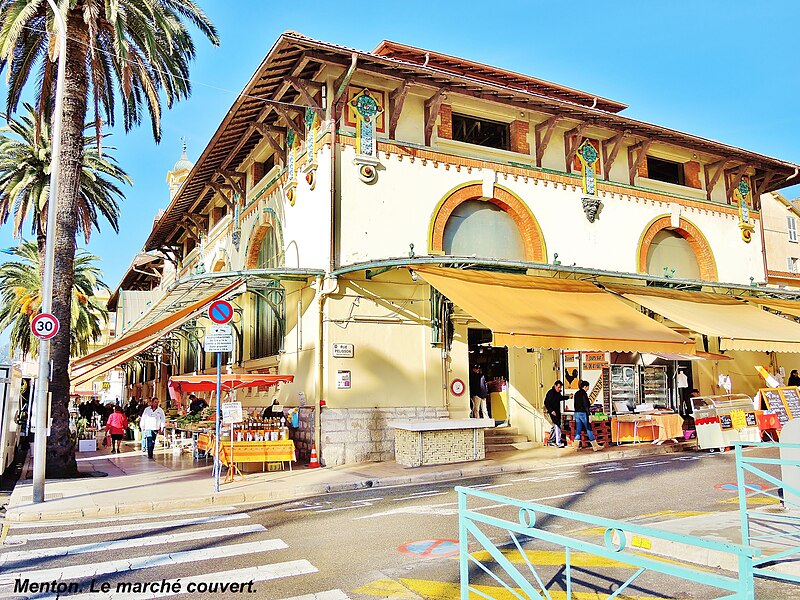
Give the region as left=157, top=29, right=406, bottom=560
left=544, top=380, right=568, bottom=448
left=573, top=380, right=602, bottom=451
left=105, top=406, right=129, bottom=454
left=469, top=364, right=489, bottom=419
left=140, top=397, right=166, bottom=460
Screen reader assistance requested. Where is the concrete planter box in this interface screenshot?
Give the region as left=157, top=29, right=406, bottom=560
left=78, top=439, right=97, bottom=452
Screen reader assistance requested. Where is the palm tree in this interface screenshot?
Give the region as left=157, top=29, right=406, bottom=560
left=0, top=1, right=218, bottom=475
left=0, top=241, right=109, bottom=359
left=0, top=104, right=130, bottom=258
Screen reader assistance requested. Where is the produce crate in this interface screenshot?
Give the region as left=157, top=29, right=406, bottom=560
left=562, top=418, right=612, bottom=449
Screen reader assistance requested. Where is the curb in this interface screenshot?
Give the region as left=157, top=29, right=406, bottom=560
left=3, top=442, right=693, bottom=522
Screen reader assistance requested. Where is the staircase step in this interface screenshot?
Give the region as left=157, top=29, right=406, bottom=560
left=485, top=426, right=519, bottom=437
left=483, top=434, right=528, bottom=444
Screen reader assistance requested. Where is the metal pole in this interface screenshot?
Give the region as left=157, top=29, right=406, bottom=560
left=32, top=0, right=67, bottom=504
left=214, top=351, right=221, bottom=493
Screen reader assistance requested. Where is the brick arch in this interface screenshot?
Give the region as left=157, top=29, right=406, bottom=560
left=245, top=209, right=284, bottom=269
left=637, top=216, right=718, bottom=281
left=429, top=183, right=546, bottom=262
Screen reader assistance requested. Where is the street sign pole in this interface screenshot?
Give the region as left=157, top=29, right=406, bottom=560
left=214, top=350, right=221, bottom=493
left=32, top=0, right=67, bottom=504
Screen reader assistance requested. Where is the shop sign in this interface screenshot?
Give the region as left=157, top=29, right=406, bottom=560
left=337, top=370, right=351, bottom=389
left=730, top=409, right=747, bottom=431
left=332, top=343, right=354, bottom=358
left=221, top=401, right=243, bottom=424
left=582, top=352, right=609, bottom=371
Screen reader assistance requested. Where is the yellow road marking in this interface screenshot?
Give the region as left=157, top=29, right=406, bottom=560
left=352, top=578, right=421, bottom=599
left=356, top=578, right=664, bottom=600
left=0, top=522, right=9, bottom=545
left=720, top=497, right=779, bottom=505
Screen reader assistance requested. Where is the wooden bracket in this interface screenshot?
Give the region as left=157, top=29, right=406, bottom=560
left=563, top=123, right=590, bottom=173
left=534, top=115, right=562, bottom=167
left=287, top=77, right=323, bottom=119
left=725, top=164, right=750, bottom=204
left=703, top=159, right=727, bottom=201
left=185, top=213, right=207, bottom=233
left=179, top=218, right=201, bottom=242
left=602, top=132, right=625, bottom=180
left=627, top=139, right=652, bottom=185
left=424, top=89, right=447, bottom=146
left=333, top=53, right=358, bottom=117
left=389, top=80, right=411, bottom=139
left=217, top=170, right=245, bottom=199
left=209, top=182, right=235, bottom=209
left=273, top=104, right=304, bottom=143
left=252, top=123, right=286, bottom=163
left=753, top=170, right=779, bottom=210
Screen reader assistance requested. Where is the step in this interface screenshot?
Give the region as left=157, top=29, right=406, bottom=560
left=485, top=426, right=519, bottom=437
left=483, top=434, right=528, bottom=444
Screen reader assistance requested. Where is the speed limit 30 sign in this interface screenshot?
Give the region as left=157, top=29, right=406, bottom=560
left=31, top=312, right=60, bottom=340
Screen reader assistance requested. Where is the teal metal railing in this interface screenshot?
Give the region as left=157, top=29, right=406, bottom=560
left=734, top=441, right=800, bottom=585
left=457, top=486, right=759, bottom=600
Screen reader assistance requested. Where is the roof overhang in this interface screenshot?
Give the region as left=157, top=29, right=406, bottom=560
left=144, top=32, right=800, bottom=252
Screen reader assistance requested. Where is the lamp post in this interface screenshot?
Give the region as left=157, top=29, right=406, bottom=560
left=32, top=0, right=68, bottom=503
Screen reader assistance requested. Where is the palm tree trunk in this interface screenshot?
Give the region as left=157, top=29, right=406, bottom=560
left=45, top=11, right=89, bottom=477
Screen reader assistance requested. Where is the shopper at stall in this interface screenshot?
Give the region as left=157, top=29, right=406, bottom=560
left=189, top=394, right=208, bottom=415
left=469, top=364, right=489, bottom=419
left=544, top=380, right=568, bottom=448
left=573, top=380, right=603, bottom=452
left=262, top=399, right=283, bottom=420
left=140, top=397, right=166, bottom=460
left=105, top=406, right=129, bottom=454
left=789, top=370, right=800, bottom=387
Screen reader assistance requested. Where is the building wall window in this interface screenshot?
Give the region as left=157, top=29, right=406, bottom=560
left=442, top=200, right=526, bottom=261
left=452, top=113, right=510, bottom=151
left=251, top=227, right=282, bottom=359
left=789, top=216, right=798, bottom=243
left=645, top=156, right=685, bottom=186
left=788, top=257, right=799, bottom=273
left=645, top=229, right=701, bottom=280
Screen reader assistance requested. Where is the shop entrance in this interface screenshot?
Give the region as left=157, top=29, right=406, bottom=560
left=468, top=328, right=509, bottom=424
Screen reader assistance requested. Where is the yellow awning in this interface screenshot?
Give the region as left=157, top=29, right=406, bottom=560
left=607, top=284, right=800, bottom=353
left=413, top=267, right=693, bottom=353
left=746, top=297, right=800, bottom=319
left=71, top=336, right=161, bottom=388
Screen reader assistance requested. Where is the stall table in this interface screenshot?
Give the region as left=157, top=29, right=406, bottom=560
left=198, top=433, right=296, bottom=475
left=611, top=413, right=683, bottom=444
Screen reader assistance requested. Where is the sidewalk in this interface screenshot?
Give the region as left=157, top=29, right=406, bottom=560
left=3, top=438, right=694, bottom=522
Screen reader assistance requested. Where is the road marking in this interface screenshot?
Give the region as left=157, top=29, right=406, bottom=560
left=466, top=483, right=513, bottom=490
left=512, top=471, right=579, bottom=482
left=474, top=492, right=585, bottom=512
left=671, top=455, right=700, bottom=461
left=0, top=524, right=265, bottom=565
left=720, top=496, right=779, bottom=505
left=632, top=461, right=668, bottom=467
left=354, top=578, right=664, bottom=600
left=586, top=466, right=629, bottom=474
left=354, top=502, right=460, bottom=520
left=31, top=561, right=318, bottom=600
left=4, top=506, right=236, bottom=529
left=280, top=591, right=350, bottom=600
left=392, top=491, right=449, bottom=501
left=286, top=501, right=333, bottom=512
left=4, top=513, right=251, bottom=543
left=0, top=539, right=288, bottom=585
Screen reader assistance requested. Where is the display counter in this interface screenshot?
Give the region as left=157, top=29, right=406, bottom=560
left=691, top=394, right=760, bottom=450
left=390, top=419, right=493, bottom=467
left=611, top=413, right=683, bottom=444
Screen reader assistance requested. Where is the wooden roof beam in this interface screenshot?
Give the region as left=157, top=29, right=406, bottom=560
left=287, top=77, right=323, bottom=119
left=754, top=170, right=779, bottom=209
left=534, top=115, right=562, bottom=167
left=725, top=164, right=751, bottom=204
left=563, top=122, right=590, bottom=173
left=602, top=132, right=625, bottom=180
left=208, top=182, right=235, bottom=210
left=704, top=159, right=728, bottom=201
left=627, top=139, right=652, bottom=185
left=424, top=88, right=447, bottom=146
left=389, top=80, right=411, bottom=139
left=217, top=170, right=245, bottom=199
left=252, top=122, right=286, bottom=163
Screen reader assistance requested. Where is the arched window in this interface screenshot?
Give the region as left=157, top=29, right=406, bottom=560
left=251, top=227, right=282, bottom=359
left=442, top=200, right=526, bottom=261
left=645, top=229, right=701, bottom=280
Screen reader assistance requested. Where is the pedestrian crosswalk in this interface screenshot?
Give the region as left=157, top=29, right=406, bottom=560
left=0, top=508, right=351, bottom=600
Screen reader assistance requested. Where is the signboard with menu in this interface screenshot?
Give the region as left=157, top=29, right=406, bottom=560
left=759, top=387, right=799, bottom=428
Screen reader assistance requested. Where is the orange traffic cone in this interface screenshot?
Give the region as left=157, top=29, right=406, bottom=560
left=308, top=444, right=320, bottom=469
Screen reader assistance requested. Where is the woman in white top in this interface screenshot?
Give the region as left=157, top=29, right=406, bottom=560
left=140, top=397, right=166, bottom=459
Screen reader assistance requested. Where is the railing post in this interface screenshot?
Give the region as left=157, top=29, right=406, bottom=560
left=458, top=489, right=469, bottom=600
left=735, top=444, right=751, bottom=547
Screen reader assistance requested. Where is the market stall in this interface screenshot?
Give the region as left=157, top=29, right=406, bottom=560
left=691, top=394, right=761, bottom=450
left=167, top=373, right=295, bottom=481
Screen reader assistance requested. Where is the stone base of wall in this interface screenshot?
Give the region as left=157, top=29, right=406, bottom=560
left=395, top=428, right=485, bottom=467
left=287, top=407, right=315, bottom=463
left=320, top=406, right=449, bottom=466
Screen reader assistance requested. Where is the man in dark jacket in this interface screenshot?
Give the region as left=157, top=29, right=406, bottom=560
left=469, top=365, right=489, bottom=419
left=544, top=380, right=568, bottom=447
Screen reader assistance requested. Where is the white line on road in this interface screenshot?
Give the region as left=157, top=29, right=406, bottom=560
left=466, top=483, right=513, bottom=490
left=392, top=491, right=449, bottom=501
left=511, top=472, right=579, bottom=483
left=280, top=591, right=351, bottom=600
left=353, top=502, right=460, bottom=520
left=587, top=467, right=629, bottom=474
left=27, top=560, right=318, bottom=600
left=632, top=461, right=668, bottom=468
left=0, top=539, right=288, bottom=586
left=0, top=524, right=266, bottom=565
left=4, top=513, right=250, bottom=543
left=473, top=492, right=585, bottom=512
left=5, top=506, right=237, bottom=529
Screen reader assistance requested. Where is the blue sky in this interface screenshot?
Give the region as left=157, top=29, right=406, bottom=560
left=1, top=0, right=799, bottom=287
